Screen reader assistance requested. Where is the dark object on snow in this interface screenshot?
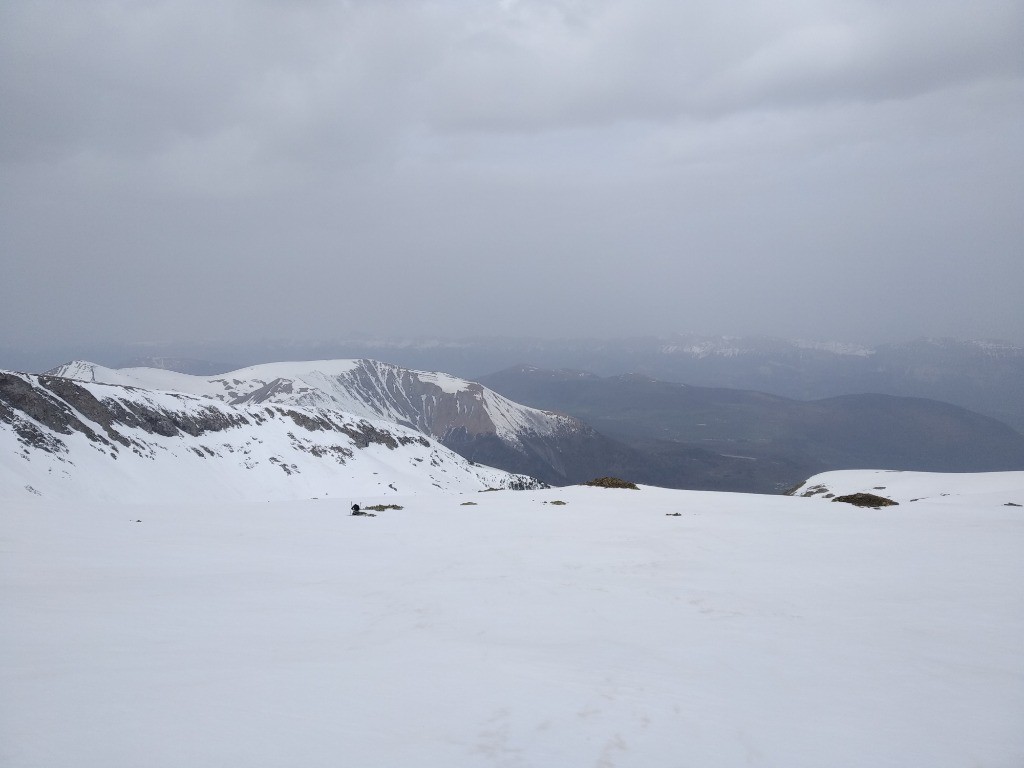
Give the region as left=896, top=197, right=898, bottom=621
left=583, top=476, right=639, bottom=490
left=832, top=493, right=898, bottom=509
left=350, top=502, right=379, bottom=517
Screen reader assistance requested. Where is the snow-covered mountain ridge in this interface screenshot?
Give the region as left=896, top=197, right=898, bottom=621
left=47, top=358, right=583, bottom=445
left=44, top=359, right=608, bottom=485
left=0, top=369, right=541, bottom=502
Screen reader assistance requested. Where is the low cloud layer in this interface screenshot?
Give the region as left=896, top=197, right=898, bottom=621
left=2, top=0, right=1022, bottom=346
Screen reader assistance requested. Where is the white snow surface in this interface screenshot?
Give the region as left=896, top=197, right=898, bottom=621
left=793, top=468, right=1024, bottom=506
left=2, top=471, right=1023, bottom=767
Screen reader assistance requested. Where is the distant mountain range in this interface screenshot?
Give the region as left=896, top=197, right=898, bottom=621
left=477, top=365, right=1024, bottom=490
left=356, top=334, right=1022, bottom=432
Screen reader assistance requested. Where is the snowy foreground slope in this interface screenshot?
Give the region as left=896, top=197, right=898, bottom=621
left=3, top=471, right=1023, bottom=767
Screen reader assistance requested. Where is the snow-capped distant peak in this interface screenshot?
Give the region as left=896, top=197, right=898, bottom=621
left=657, top=336, right=877, bottom=359
left=792, top=340, right=875, bottom=357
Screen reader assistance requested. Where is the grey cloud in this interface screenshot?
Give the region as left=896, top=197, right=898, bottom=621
left=1, top=0, right=1022, bottom=349
left=5, top=1, right=1019, bottom=165
left=423, top=0, right=1023, bottom=131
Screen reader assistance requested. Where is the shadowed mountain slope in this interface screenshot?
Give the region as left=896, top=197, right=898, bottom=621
left=479, top=365, right=1024, bottom=484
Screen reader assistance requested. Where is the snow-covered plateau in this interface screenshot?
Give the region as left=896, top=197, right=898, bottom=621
left=3, top=470, right=1023, bottom=767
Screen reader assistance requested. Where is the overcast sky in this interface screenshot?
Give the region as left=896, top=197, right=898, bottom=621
left=2, top=0, right=1022, bottom=347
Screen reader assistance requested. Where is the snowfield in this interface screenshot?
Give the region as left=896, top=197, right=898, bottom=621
left=3, top=472, right=1023, bottom=767
left=793, top=468, right=1024, bottom=505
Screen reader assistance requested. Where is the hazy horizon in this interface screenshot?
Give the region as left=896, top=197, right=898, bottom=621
left=3, top=1, right=1022, bottom=348
left=3, top=329, right=1021, bottom=378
